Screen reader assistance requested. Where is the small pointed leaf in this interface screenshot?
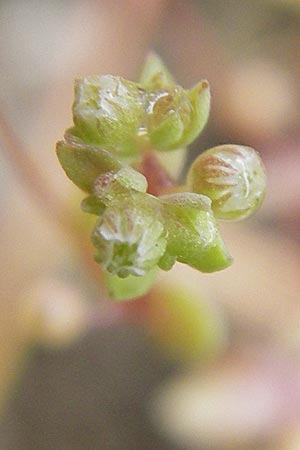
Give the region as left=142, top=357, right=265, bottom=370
left=176, top=80, right=211, bottom=148
left=160, top=193, right=232, bottom=272
left=56, top=140, right=122, bottom=192
left=140, top=52, right=175, bottom=90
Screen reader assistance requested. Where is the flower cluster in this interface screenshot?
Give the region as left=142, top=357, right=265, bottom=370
left=56, top=53, right=266, bottom=300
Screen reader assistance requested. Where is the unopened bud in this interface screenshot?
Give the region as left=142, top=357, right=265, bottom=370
left=140, top=52, right=175, bottom=90
left=187, top=145, right=266, bottom=220
left=73, top=75, right=145, bottom=157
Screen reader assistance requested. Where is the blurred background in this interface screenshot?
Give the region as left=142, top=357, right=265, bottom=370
left=1, top=0, right=300, bottom=449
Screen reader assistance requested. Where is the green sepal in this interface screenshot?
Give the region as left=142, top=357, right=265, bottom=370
left=178, top=80, right=210, bottom=147
left=64, top=127, right=85, bottom=144
left=81, top=195, right=106, bottom=215
left=176, top=80, right=210, bottom=148
left=160, top=193, right=232, bottom=272
left=148, top=110, right=185, bottom=151
left=146, top=81, right=210, bottom=152
left=139, top=52, right=175, bottom=90
left=104, top=267, right=158, bottom=301
left=56, top=139, right=122, bottom=192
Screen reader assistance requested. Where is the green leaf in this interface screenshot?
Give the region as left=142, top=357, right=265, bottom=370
left=104, top=268, right=158, bottom=301
left=160, top=193, right=232, bottom=272
left=56, top=139, right=122, bottom=192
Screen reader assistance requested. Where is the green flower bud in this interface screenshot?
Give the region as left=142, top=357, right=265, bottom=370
left=72, top=75, right=145, bottom=157
left=146, top=81, right=210, bottom=151
left=160, top=193, right=232, bottom=272
left=139, top=52, right=175, bottom=90
left=92, top=196, right=166, bottom=278
left=187, top=145, right=266, bottom=220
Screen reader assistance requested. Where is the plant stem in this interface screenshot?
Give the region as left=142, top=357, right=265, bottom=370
left=139, top=150, right=175, bottom=196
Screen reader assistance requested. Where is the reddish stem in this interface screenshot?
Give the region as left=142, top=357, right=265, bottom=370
left=139, top=150, right=175, bottom=196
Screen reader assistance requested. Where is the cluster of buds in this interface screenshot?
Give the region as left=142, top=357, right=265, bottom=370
left=56, top=53, right=266, bottom=300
